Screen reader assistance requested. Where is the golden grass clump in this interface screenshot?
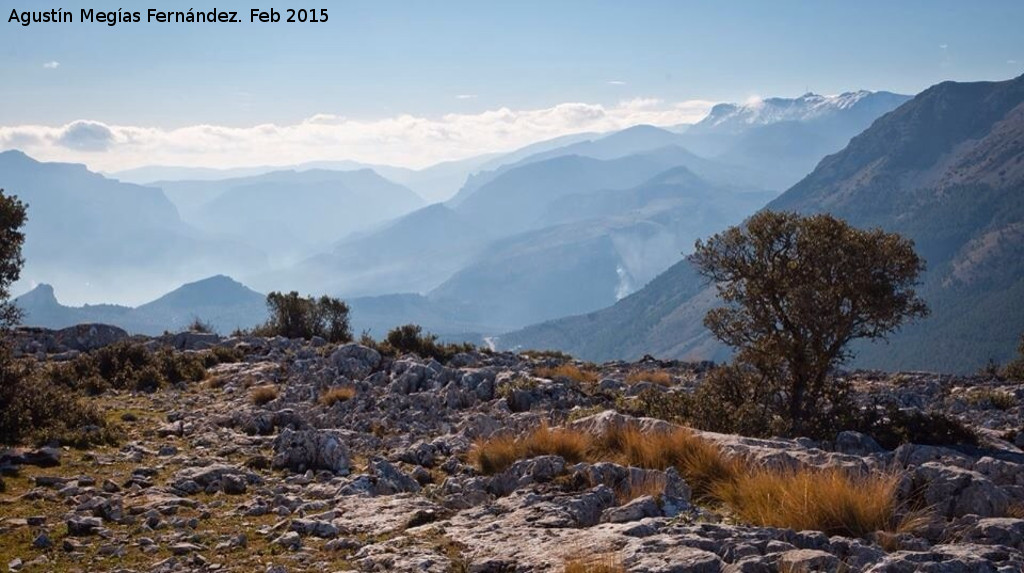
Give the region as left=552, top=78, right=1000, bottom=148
left=250, top=384, right=279, bottom=406
left=319, top=385, right=357, bottom=406
left=470, top=423, right=593, bottom=475
left=713, top=466, right=900, bottom=537
left=592, top=425, right=742, bottom=501
left=535, top=364, right=600, bottom=384
left=563, top=553, right=625, bottom=573
left=469, top=421, right=907, bottom=539
left=624, top=369, right=673, bottom=386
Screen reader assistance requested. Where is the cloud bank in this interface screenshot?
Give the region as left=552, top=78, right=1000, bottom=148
left=0, top=98, right=714, bottom=171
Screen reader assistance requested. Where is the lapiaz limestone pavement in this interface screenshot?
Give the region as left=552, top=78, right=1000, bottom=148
left=1, top=327, right=1023, bottom=572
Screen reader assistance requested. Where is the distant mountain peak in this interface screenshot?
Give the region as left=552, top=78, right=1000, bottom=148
left=693, top=90, right=908, bottom=133
left=16, top=283, right=59, bottom=307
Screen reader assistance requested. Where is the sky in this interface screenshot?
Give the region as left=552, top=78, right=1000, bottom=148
left=1, top=0, right=1022, bottom=171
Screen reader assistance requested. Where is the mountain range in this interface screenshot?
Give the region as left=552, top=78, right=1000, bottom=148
left=502, top=75, right=1024, bottom=373
left=7, top=86, right=948, bottom=359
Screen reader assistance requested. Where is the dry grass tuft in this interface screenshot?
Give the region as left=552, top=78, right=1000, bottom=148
left=535, top=364, right=599, bottom=384
left=470, top=423, right=593, bottom=475
left=616, top=471, right=667, bottom=504
left=320, top=385, right=357, bottom=406
left=624, top=370, right=673, bottom=386
left=1006, top=503, right=1024, bottom=519
left=592, top=425, right=742, bottom=501
left=714, top=466, right=900, bottom=537
left=250, top=384, right=279, bottom=406
left=966, top=388, right=1016, bottom=411
left=469, top=420, right=908, bottom=539
left=563, top=553, right=625, bottom=573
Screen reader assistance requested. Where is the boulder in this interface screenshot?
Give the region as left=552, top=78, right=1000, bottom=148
left=272, top=429, right=351, bottom=474
left=368, top=459, right=421, bottom=495
left=835, top=431, right=884, bottom=455
left=911, top=462, right=1010, bottom=518
left=330, top=344, right=381, bottom=380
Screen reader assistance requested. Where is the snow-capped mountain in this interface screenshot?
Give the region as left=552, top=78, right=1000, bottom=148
left=690, top=91, right=909, bottom=134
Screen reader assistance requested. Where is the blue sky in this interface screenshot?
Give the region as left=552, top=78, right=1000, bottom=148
left=1, top=0, right=1022, bottom=169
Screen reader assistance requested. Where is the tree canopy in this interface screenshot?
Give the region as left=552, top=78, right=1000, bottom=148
left=691, top=210, right=928, bottom=434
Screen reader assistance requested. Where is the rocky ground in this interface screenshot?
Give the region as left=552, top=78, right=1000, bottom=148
left=1, top=327, right=1023, bottom=572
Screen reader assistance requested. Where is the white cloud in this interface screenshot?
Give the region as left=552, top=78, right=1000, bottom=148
left=607, top=80, right=626, bottom=86
left=455, top=94, right=477, bottom=100
left=939, top=44, right=948, bottom=49
left=1010, top=59, right=1018, bottom=65
left=42, top=61, right=60, bottom=69
left=0, top=98, right=716, bottom=171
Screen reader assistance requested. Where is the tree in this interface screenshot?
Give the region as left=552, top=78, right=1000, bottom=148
left=258, top=291, right=352, bottom=343
left=691, top=210, right=928, bottom=435
left=0, top=189, right=28, bottom=332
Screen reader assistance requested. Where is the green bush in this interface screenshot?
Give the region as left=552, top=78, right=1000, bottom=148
left=187, top=317, right=216, bottom=334
left=382, top=324, right=475, bottom=362
left=0, top=349, right=115, bottom=447
left=200, top=346, right=245, bottom=367
left=615, top=388, right=692, bottom=426
left=251, top=291, right=352, bottom=342
left=1002, top=335, right=1024, bottom=381
left=50, top=341, right=207, bottom=394
left=850, top=404, right=978, bottom=450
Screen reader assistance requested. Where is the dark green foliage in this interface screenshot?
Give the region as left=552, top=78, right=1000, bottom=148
left=0, top=189, right=27, bottom=331
left=252, top=291, right=352, bottom=342
left=519, top=349, right=574, bottom=361
left=50, top=341, right=207, bottom=394
left=692, top=211, right=928, bottom=436
left=0, top=348, right=115, bottom=447
left=615, top=387, right=691, bottom=425
left=849, top=404, right=978, bottom=450
left=1001, top=334, right=1024, bottom=381
left=187, top=317, right=215, bottom=334
left=200, top=346, right=245, bottom=368
left=685, top=364, right=792, bottom=437
left=383, top=324, right=475, bottom=362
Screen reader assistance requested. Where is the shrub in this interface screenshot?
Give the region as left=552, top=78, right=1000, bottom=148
left=685, top=364, right=791, bottom=437
left=624, top=369, right=673, bottom=386
left=614, top=388, right=692, bottom=425
left=691, top=211, right=928, bottom=436
left=186, top=317, right=215, bottom=334
left=0, top=350, right=115, bottom=447
left=535, top=363, right=599, bottom=384
left=1001, top=335, right=1024, bottom=381
left=319, top=385, right=356, bottom=406
left=253, top=291, right=352, bottom=343
left=966, top=388, right=1016, bottom=411
left=713, top=466, right=901, bottom=538
left=250, top=385, right=279, bottom=406
left=49, top=341, right=208, bottom=394
left=200, top=346, right=245, bottom=367
left=383, top=324, right=474, bottom=362
left=852, top=405, right=978, bottom=450
left=520, top=349, right=574, bottom=361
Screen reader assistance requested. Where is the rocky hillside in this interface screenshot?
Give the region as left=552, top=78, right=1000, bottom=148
left=2, top=330, right=1023, bottom=572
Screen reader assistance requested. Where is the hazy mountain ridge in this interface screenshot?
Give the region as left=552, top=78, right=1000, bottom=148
left=0, top=150, right=266, bottom=305
left=502, top=76, right=1024, bottom=373
left=15, top=276, right=267, bottom=336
